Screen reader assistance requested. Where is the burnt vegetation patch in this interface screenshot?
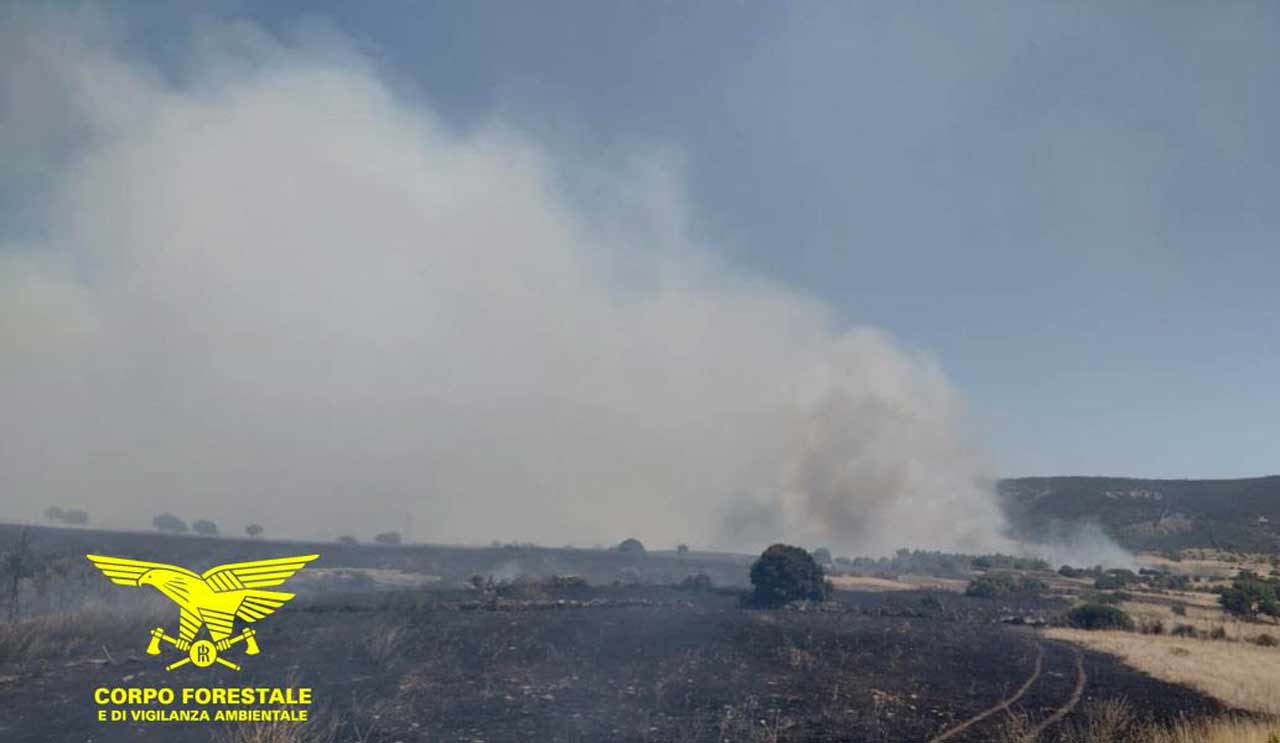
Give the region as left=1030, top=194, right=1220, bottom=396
left=0, top=525, right=1246, bottom=742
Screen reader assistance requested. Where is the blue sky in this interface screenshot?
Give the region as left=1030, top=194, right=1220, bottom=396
left=8, top=1, right=1280, bottom=484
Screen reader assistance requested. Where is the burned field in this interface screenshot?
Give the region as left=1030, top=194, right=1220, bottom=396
left=0, top=568, right=1231, bottom=743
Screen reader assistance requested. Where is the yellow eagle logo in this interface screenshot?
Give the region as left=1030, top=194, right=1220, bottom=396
left=86, top=553, right=318, bottom=671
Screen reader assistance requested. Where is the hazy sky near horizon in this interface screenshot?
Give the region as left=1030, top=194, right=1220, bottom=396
left=3, top=2, right=1278, bottom=544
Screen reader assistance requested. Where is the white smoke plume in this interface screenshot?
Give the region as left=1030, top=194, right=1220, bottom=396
left=0, top=7, right=1094, bottom=559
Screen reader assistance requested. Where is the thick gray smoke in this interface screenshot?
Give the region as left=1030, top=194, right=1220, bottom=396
left=0, top=8, right=1119, bottom=561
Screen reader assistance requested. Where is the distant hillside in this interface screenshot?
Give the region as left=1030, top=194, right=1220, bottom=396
left=999, top=475, right=1280, bottom=553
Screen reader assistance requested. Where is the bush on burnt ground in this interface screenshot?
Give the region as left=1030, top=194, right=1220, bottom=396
left=1093, top=573, right=1128, bottom=590
left=1082, top=590, right=1132, bottom=605
left=970, top=554, right=1050, bottom=572
left=964, top=573, right=1047, bottom=599
left=675, top=572, right=713, bottom=592
left=745, top=544, right=827, bottom=608
left=1067, top=603, right=1135, bottom=631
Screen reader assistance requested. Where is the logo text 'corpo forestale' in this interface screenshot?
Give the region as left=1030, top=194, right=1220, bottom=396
left=86, top=552, right=319, bottom=725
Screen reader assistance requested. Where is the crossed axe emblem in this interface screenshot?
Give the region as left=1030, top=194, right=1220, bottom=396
left=146, top=626, right=260, bottom=671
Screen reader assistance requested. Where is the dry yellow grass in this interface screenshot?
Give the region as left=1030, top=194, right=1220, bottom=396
left=1136, top=550, right=1277, bottom=580
left=1046, top=628, right=1280, bottom=716
left=1003, top=698, right=1280, bottom=743
left=828, top=576, right=915, bottom=591
left=1135, top=717, right=1280, bottom=743
left=1121, top=600, right=1279, bottom=643
left=1124, top=588, right=1222, bottom=609
left=828, top=574, right=967, bottom=592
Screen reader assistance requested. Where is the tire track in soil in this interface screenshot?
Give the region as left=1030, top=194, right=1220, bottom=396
left=1028, top=646, right=1086, bottom=739
left=926, top=642, right=1045, bottom=743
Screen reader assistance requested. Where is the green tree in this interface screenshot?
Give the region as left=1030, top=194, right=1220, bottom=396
left=192, top=519, right=219, bottom=536
left=152, top=513, right=188, bottom=533
left=747, top=544, right=827, bottom=608
left=60, top=509, right=89, bottom=525
left=1219, top=572, right=1280, bottom=618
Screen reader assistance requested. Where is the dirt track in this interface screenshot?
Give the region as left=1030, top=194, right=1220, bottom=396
left=928, top=639, right=1090, bottom=743
left=1030, top=646, right=1087, bottom=738
left=928, top=642, right=1045, bottom=742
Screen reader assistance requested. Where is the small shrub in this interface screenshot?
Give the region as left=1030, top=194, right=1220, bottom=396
left=1251, top=633, right=1278, bottom=647
left=374, top=531, right=402, bottom=545
left=615, top=538, right=646, bottom=555
left=1170, top=623, right=1199, bottom=638
left=677, top=572, right=713, bottom=591
left=1209, top=626, right=1228, bottom=641
left=1170, top=602, right=1187, bottom=616
left=1093, top=574, right=1127, bottom=591
left=966, top=573, right=1047, bottom=599
left=1138, top=619, right=1166, bottom=635
left=1083, top=590, right=1132, bottom=605
left=1067, top=604, right=1135, bottom=631
left=550, top=575, right=589, bottom=591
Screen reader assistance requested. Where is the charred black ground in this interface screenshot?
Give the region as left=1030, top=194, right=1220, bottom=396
left=0, top=524, right=1240, bottom=742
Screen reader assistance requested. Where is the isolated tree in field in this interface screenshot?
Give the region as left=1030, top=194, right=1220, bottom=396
left=747, top=544, right=827, bottom=608
left=245, top=523, right=263, bottom=539
left=338, top=535, right=358, bottom=545
left=676, top=544, right=689, bottom=554
left=43, top=506, right=64, bottom=524
left=1, top=529, right=35, bottom=621
left=192, top=519, right=219, bottom=536
left=616, top=538, right=646, bottom=555
left=60, top=509, right=89, bottom=525
left=374, top=531, right=402, bottom=545
left=152, top=513, right=188, bottom=533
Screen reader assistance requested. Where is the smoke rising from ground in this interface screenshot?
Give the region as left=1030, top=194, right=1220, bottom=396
left=1, top=8, right=1117, bottom=561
